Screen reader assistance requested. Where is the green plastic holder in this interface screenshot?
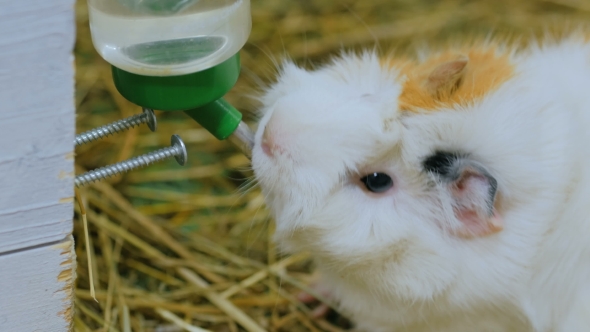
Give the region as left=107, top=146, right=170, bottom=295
left=184, top=98, right=242, bottom=140
left=111, top=53, right=243, bottom=140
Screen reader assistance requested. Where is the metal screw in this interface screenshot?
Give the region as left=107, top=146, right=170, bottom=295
left=75, top=135, right=187, bottom=187
left=75, top=108, right=157, bottom=146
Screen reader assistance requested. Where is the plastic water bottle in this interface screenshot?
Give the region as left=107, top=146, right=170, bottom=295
left=87, top=0, right=251, bottom=76
left=86, top=0, right=252, bottom=142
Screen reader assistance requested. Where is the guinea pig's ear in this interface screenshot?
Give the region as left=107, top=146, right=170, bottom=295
left=424, top=56, right=468, bottom=100
left=423, top=151, right=503, bottom=238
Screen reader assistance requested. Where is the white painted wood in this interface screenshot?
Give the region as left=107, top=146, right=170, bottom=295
left=0, top=0, right=76, bottom=253
left=0, top=0, right=77, bottom=330
left=0, top=236, right=76, bottom=331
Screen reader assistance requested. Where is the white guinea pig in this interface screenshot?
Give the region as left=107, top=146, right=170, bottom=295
left=250, top=32, right=590, bottom=332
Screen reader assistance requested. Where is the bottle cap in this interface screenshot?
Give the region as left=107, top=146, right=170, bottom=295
left=111, top=52, right=240, bottom=111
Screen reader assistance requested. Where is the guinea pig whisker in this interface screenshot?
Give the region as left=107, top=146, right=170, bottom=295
left=236, top=176, right=258, bottom=197
left=244, top=212, right=273, bottom=254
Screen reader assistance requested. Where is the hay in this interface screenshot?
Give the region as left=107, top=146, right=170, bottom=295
left=73, top=0, right=590, bottom=331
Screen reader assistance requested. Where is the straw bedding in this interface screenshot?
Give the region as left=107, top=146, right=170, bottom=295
left=73, top=1, right=590, bottom=331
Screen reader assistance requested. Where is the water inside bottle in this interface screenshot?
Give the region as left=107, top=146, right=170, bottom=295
left=122, top=36, right=226, bottom=66
left=118, top=0, right=197, bottom=15
left=88, top=0, right=251, bottom=76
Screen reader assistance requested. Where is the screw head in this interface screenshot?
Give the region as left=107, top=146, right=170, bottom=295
left=171, top=134, right=188, bottom=166
left=143, top=108, right=158, bottom=132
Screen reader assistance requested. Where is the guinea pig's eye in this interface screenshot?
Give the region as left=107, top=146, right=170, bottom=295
left=360, top=173, right=393, bottom=193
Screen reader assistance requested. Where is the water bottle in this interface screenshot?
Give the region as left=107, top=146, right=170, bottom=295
left=86, top=0, right=252, bottom=140
left=88, top=0, right=251, bottom=76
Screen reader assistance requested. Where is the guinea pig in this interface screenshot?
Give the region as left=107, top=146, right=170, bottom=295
left=250, top=31, right=590, bottom=332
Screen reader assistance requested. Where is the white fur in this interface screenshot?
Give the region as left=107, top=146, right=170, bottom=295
left=251, top=37, right=590, bottom=331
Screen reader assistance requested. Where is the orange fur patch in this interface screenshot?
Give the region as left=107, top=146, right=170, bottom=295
left=390, top=47, right=515, bottom=112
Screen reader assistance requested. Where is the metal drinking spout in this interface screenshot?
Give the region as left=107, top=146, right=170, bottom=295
left=229, top=120, right=254, bottom=159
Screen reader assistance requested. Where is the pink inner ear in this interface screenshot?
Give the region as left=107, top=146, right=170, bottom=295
left=451, top=170, right=503, bottom=238
left=454, top=209, right=503, bottom=238
left=453, top=170, right=488, bottom=199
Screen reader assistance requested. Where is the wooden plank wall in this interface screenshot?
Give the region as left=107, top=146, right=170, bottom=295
left=0, top=0, right=76, bottom=330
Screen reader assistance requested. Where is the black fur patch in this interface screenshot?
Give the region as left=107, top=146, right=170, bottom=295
left=423, top=151, right=462, bottom=178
